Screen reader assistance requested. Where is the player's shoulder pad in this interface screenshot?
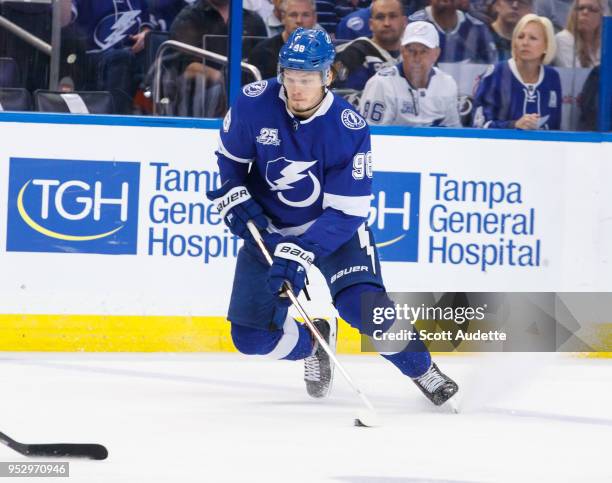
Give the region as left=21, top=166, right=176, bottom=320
left=408, top=10, right=428, bottom=21
left=339, top=106, right=368, bottom=131
left=242, top=79, right=270, bottom=98
left=465, top=12, right=485, bottom=26
left=331, top=95, right=368, bottom=131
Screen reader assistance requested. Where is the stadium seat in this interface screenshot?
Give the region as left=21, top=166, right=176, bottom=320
left=0, top=2, right=52, bottom=91
left=316, top=1, right=337, bottom=34
left=34, top=90, right=115, bottom=114
left=0, top=57, right=21, bottom=88
left=0, top=88, right=32, bottom=111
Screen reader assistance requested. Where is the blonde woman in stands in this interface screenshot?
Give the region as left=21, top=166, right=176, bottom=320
left=553, top=0, right=608, bottom=67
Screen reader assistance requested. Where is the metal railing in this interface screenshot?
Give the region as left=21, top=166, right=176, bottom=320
left=0, top=0, right=62, bottom=89
left=152, top=39, right=262, bottom=115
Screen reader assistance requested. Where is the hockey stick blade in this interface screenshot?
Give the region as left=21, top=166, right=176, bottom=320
left=0, top=432, right=108, bottom=460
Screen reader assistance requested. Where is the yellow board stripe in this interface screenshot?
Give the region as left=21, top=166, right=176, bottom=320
left=0, top=314, right=363, bottom=353
left=0, top=314, right=610, bottom=357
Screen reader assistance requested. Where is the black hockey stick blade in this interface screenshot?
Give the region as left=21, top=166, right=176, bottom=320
left=0, top=431, right=108, bottom=460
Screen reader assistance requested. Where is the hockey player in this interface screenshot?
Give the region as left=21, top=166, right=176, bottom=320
left=473, top=14, right=561, bottom=130
left=359, top=21, right=461, bottom=127
left=206, top=28, right=458, bottom=406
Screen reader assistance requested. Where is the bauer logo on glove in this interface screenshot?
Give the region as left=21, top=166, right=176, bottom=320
left=215, top=186, right=250, bottom=218
left=207, top=180, right=268, bottom=241
left=277, top=244, right=315, bottom=268
left=268, top=238, right=316, bottom=305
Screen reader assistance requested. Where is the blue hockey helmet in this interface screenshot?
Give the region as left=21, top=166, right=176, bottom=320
left=278, top=28, right=335, bottom=76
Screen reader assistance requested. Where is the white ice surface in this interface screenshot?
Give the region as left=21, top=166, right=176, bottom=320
left=0, top=353, right=611, bottom=483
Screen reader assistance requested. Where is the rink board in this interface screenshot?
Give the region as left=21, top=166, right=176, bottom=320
left=0, top=113, right=611, bottom=353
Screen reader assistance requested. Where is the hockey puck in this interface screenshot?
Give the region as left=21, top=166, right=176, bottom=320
left=354, top=418, right=367, bottom=427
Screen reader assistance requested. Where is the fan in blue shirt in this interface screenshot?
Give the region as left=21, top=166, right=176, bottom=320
left=473, top=14, right=561, bottom=129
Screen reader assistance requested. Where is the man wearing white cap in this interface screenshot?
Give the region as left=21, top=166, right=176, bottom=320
left=359, top=21, right=461, bottom=127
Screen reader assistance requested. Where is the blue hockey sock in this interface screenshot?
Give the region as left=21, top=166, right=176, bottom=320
left=381, top=350, right=431, bottom=378
left=335, top=283, right=432, bottom=378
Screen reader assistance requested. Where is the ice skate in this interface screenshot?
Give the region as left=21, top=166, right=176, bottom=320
left=304, top=318, right=337, bottom=398
left=413, top=362, right=459, bottom=406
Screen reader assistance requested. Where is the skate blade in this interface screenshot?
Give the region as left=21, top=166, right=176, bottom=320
left=445, top=398, right=460, bottom=414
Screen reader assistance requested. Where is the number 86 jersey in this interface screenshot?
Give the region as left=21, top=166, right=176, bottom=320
left=216, top=78, right=374, bottom=257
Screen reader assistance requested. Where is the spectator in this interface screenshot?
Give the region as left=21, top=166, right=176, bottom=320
left=577, top=65, right=610, bottom=130
left=473, top=14, right=561, bottom=129
left=245, top=0, right=285, bottom=37
left=333, top=0, right=407, bottom=90
left=336, top=1, right=430, bottom=40
left=553, top=0, right=607, bottom=68
left=459, top=0, right=496, bottom=23
left=336, top=6, right=372, bottom=40
left=170, top=0, right=267, bottom=51
left=489, top=0, right=534, bottom=61
left=149, top=0, right=195, bottom=31
left=359, top=21, right=461, bottom=126
left=244, top=0, right=275, bottom=27
left=70, top=0, right=155, bottom=114
left=336, top=0, right=372, bottom=23
left=534, top=0, right=573, bottom=31
left=409, top=0, right=499, bottom=64
left=170, top=0, right=267, bottom=82
left=248, top=0, right=318, bottom=79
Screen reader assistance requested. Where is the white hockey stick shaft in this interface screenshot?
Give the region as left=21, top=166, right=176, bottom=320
left=246, top=221, right=378, bottom=416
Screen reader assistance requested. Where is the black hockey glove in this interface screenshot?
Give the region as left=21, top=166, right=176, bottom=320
left=207, top=179, right=268, bottom=241
left=268, top=237, right=315, bottom=306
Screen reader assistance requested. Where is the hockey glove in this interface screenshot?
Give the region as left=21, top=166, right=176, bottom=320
left=268, top=237, right=315, bottom=306
left=207, top=180, right=268, bottom=241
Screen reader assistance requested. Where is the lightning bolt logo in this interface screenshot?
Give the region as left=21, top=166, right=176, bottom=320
left=93, top=11, right=141, bottom=51
left=265, top=158, right=321, bottom=208
left=269, top=160, right=316, bottom=191
left=358, top=223, right=376, bottom=275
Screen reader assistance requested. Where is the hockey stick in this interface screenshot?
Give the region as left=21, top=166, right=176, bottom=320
left=0, top=431, right=108, bottom=460
left=247, top=221, right=381, bottom=427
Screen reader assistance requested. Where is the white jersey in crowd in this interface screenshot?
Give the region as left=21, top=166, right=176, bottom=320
left=359, top=64, right=461, bottom=127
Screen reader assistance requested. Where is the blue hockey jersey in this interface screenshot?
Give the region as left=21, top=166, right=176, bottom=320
left=336, top=7, right=372, bottom=41
left=409, top=7, right=497, bottom=64
left=216, top=79, right=373, bottom=258
left=473, top=59, right=562, bottom=130
left=72, top=0, right=154, bottom=53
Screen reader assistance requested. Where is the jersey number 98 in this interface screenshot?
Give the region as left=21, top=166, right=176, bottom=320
left=352, top=151, right=373, bottom=180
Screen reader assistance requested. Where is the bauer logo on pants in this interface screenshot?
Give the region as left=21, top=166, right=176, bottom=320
left=6, top=158, right=140, bottom=254
left=368, top=171, right=420, bottom=262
